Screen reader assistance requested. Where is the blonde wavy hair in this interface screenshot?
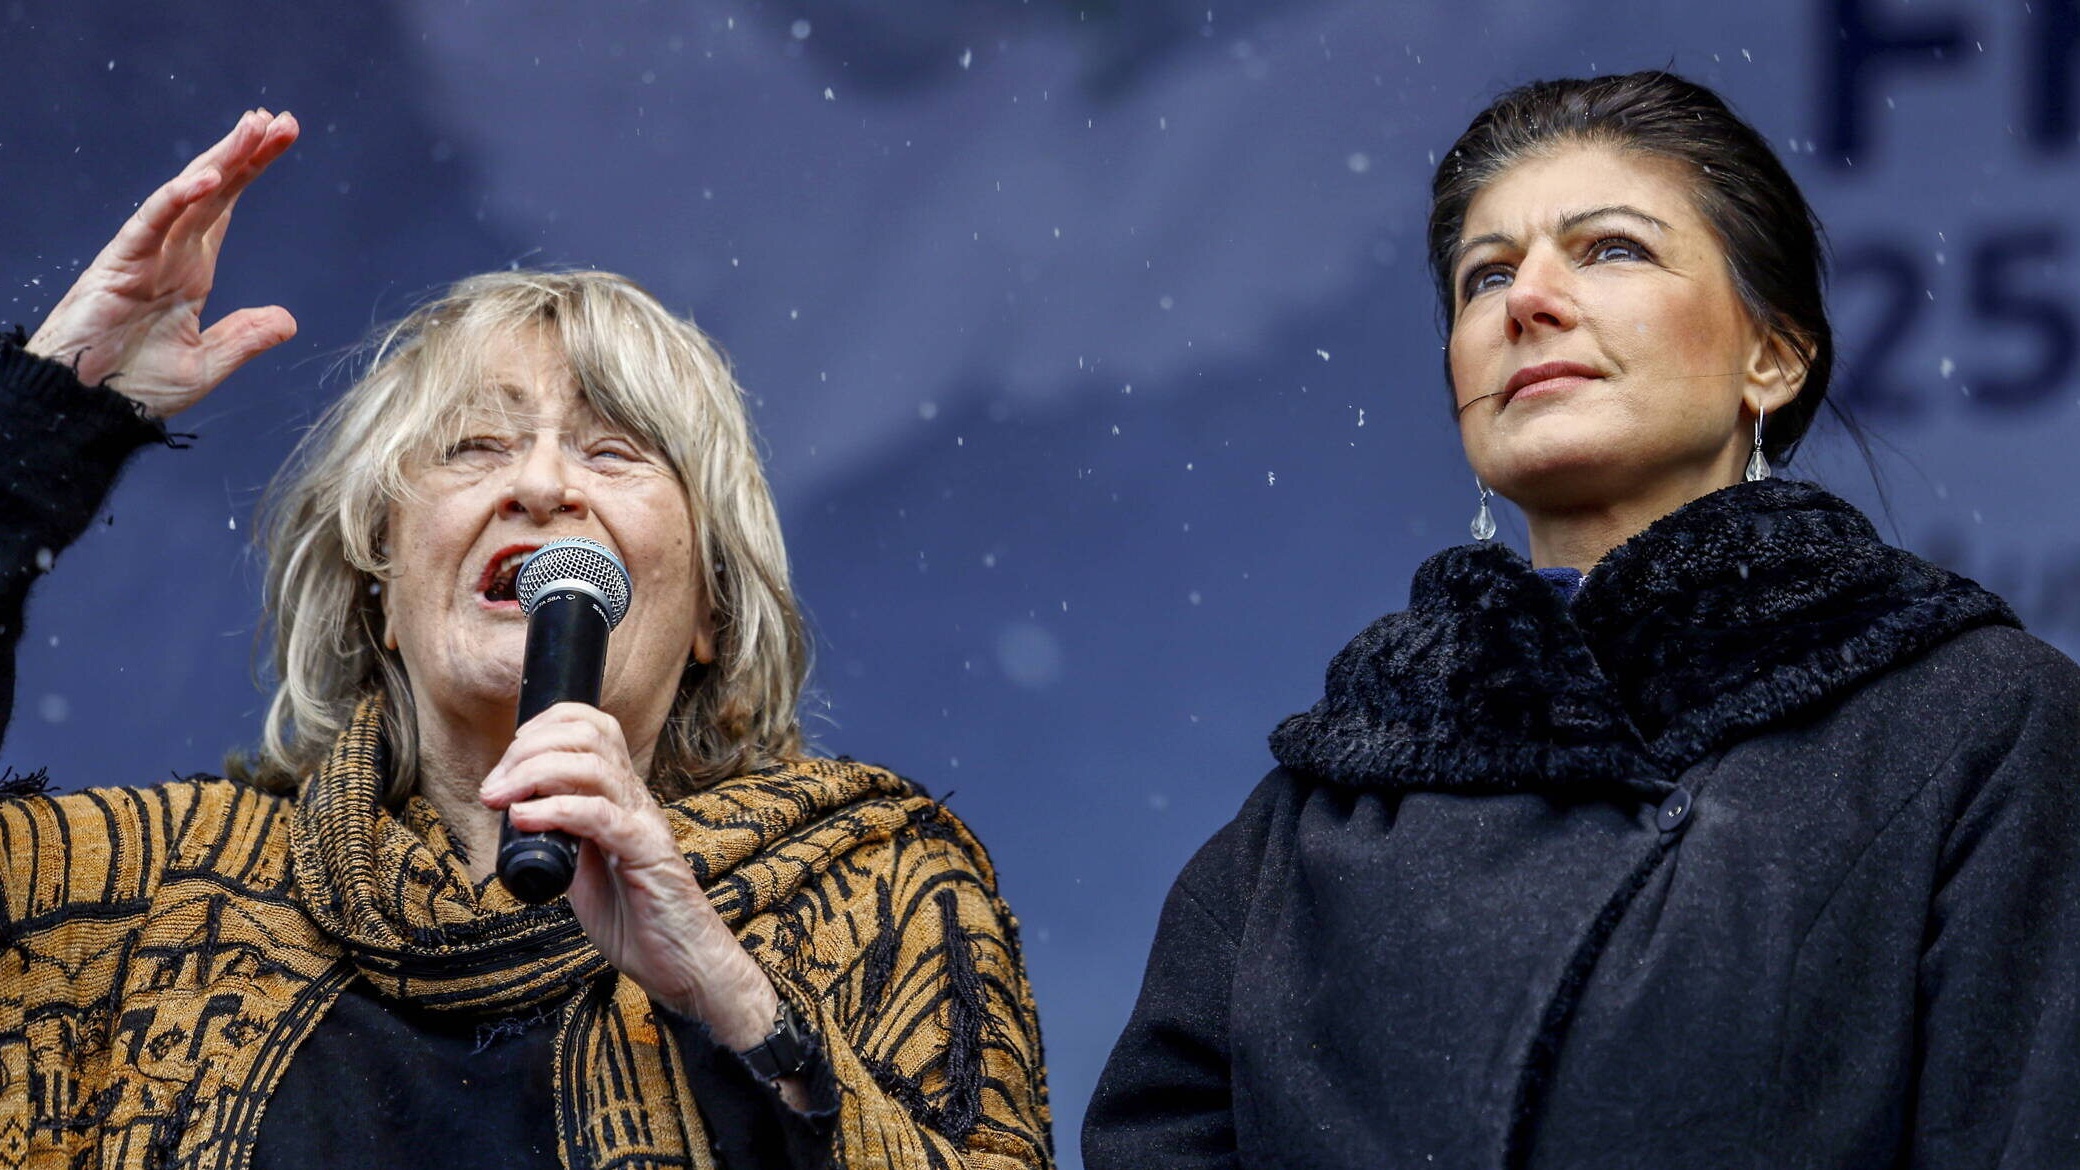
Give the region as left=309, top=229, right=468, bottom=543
left=236, top=270, right=808, bottom=802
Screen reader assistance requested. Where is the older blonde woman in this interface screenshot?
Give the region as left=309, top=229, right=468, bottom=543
left=1, top=110, right=1050, bottom=1170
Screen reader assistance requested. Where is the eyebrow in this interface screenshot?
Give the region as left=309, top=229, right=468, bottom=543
left=450, top=382, right=527, bottom=424
left=1451, top=204, right=1674, bottom=275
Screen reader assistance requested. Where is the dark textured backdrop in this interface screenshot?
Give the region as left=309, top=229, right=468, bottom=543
left=7, top=1, right=2076, bottom=1160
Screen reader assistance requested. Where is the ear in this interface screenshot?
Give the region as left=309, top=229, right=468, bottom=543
left=375, top=525, right=400, bottom=652
left=1742, top=327, right=1810, bottom=419
left=691, top=544, right=722, bottom=667
left=691, top=603, right=717, bottom=667
left=377, top=578, right=399, bottom=651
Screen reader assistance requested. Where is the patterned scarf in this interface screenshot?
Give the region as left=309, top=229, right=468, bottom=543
left=291, top=700, right=607, bottom=1010
left=289, top=696, right=718, bottom=1167
left=3, top=693, right=1051, bottom=1169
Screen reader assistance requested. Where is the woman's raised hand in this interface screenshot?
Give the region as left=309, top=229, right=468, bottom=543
left=27, top=109, right=300, bottom=418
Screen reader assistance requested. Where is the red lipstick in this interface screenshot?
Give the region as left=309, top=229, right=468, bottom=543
left=478, top=544, right=543, bottom=605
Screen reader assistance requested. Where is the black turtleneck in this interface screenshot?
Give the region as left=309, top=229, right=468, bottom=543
left=255, top=978, right=837, bottom=1170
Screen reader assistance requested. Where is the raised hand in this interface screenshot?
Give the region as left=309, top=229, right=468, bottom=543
left=27, top=109, right=299, bottom=418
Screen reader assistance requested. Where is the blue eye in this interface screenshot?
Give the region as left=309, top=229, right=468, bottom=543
left=587, top=437, right=660, bottom=467
left=1461, top=264, right=1511, bottom=301
left=1589, top=237, right=1648, bottom=263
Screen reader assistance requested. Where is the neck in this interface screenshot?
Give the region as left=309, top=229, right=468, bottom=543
left=410, top=695, right=660, bottom=882
left=411, top=706, right=516, bottom=881
left=1525, top=506, right=1655, bottom=572
left=1521, top=461, right=1745, bottom=572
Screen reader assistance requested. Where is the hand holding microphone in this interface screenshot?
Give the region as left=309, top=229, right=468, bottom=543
left=483, top=543, right=795, bottom=1074
left=497, top=537, right=633, bottom=904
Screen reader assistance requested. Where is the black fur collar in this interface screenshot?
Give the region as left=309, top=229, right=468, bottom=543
left=1269, top=480, right=2017, bottom=798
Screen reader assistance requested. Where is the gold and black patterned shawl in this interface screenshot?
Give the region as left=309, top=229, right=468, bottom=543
left=0, top=701, right=1052, bottom=1169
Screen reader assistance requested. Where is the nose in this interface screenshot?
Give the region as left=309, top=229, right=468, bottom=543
left=1504, top=249, right=1577, bottom=341
left=502, top=438, right=588, bottom=522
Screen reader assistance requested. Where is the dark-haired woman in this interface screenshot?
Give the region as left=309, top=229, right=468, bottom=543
left=1084, top=71, right=2080, bottom=1169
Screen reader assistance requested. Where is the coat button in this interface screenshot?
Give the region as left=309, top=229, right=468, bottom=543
left=1656, top=787, right=1694, bottom=833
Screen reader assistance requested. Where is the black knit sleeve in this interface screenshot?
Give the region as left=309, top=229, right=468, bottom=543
left=658, top=1007, right=840, bottom=1169
left=0, top=328, right=169, bottom=754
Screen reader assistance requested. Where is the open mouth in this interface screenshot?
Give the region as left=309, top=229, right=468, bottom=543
left=479, top=546, right=540, bottom=604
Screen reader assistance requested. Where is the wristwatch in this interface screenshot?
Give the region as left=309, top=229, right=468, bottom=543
left=737, top=997, right=813, bottom=1082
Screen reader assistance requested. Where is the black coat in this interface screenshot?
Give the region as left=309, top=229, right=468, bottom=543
left=1084, top=480, right=2080, bottom=1170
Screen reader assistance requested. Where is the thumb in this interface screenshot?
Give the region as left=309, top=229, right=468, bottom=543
left=198, top=304, right=298, bottom=390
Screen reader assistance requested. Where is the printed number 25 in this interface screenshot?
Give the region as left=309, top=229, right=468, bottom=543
left=1835, top=225, right=2076, bottom=416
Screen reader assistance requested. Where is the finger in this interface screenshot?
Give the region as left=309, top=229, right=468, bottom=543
left=488, top=703, right=631, bottom=782
left=250, top=110, right=300, bottom=170
left=168, top=109, right=265, bottom=186
left=107, top=166, right=226, bottom=265
left=489, top=707, right=622, bottom=770
left=510, top=701, right=618, bottom=739
left=206, top=110, right=300, bottom=215
left=185, top=112, right=301, bottom=252
left=481, top=748, right=623, bottom=811
left=109, top=110, right=271, bottom=258
left=527, top=700, right=625, bottom=736
left=509, top=792, right=676, bottom=867
left=567, top=840, right=616, bottom=912
left=192, top=305, right=297, bottom=395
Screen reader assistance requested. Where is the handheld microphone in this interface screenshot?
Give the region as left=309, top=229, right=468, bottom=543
left=497, top=537, right=633, bottom=905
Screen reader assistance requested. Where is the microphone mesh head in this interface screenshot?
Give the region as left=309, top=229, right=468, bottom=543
left=515, top=538, right=633, bottom=628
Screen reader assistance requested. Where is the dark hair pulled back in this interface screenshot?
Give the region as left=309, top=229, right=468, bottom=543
left=1427, top=70, right=1831, bottom=463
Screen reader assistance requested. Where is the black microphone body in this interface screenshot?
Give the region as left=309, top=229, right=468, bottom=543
left=517, top=586, right=612, bottom=723
left=497, top=539, right=632, bottom=905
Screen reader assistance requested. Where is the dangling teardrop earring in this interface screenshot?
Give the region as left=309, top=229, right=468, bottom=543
left=1470, top=479, right=1496, bottom=542
left=1745, top=408, right=1771, bottom=482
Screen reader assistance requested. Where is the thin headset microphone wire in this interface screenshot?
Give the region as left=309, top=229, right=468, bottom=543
left=1455, top=389, right=1509, bottom=416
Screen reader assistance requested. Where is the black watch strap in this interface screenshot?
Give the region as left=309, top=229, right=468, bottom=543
left=737, top=997, right=813, bottom=1082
